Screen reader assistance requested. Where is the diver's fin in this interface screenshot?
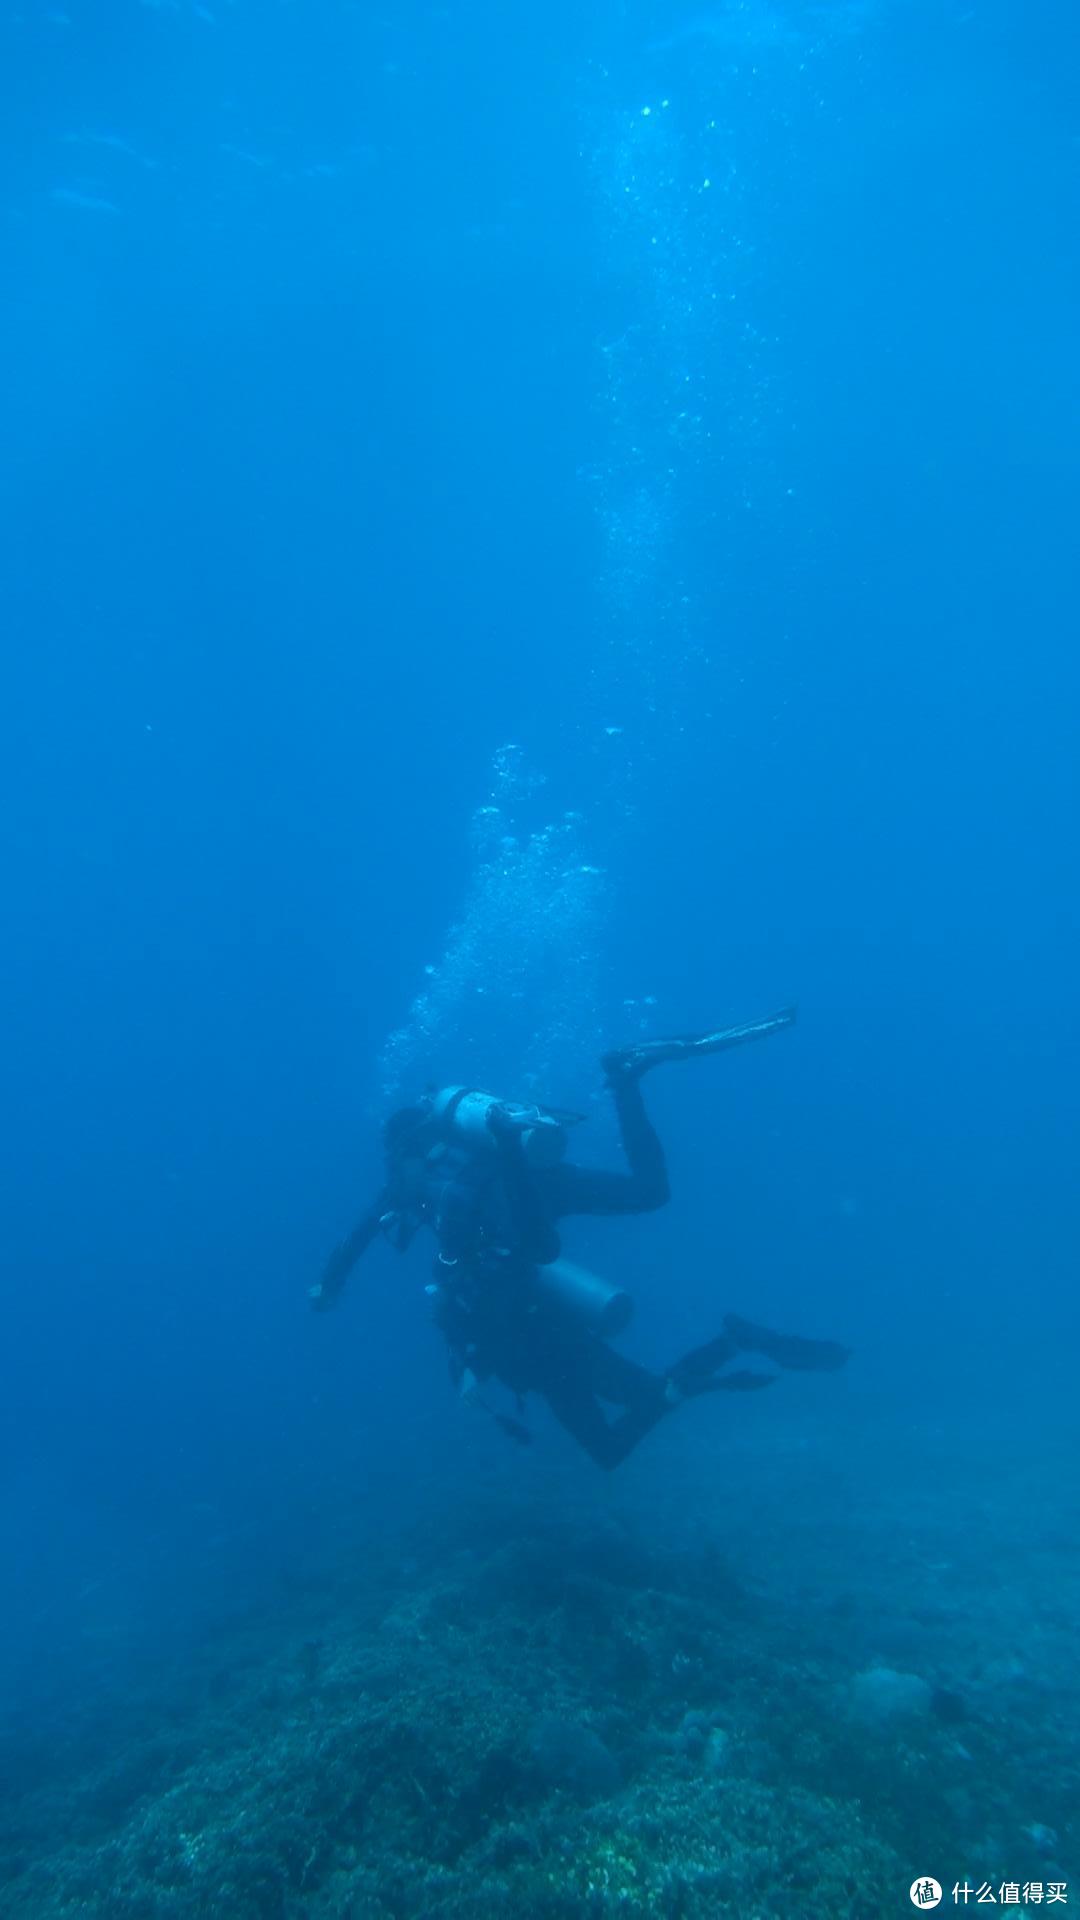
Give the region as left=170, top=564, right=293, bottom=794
left=723, top=1313, right=851, bottom=1373
left=666, top=1335, right=776, bottom=1403
left=670, top=1332, right=738, bottom=1383
left=710, top=1369, right=776, bottom=1392
left=665, top=1333, right=739, bottom=1401
left=602, top=1006, right=797, bottom=1082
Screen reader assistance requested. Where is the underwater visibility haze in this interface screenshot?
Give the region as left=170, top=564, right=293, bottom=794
left=1, top=0, right=1078, bottom=1913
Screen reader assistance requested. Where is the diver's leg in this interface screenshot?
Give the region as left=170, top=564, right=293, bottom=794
left=541, top=1344, right=670, bottom=1471
left=602, top=1005, right=797, bottom=1082
left=542, top=1374, right=641, bottom=1471
left=723, top=1313, right=851, bottom=1372
left=566, top=1005, right=796, bottom=1216
left=607, top=1073, right=670, bottom=1207
left=542, top=1071, right=669, bottom=1214
left=586, top=1338, right=672, bottom=1411
left=543, top=1335, right=776, bottom=1469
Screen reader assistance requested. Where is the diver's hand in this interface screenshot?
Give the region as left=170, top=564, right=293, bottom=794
left=308, top=1281, right=337, bottom=1312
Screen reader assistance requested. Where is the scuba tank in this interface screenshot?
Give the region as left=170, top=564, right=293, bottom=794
left=534, top=1259, right=634, bottom=1337
left=430, top=1251, right=633, bottom=1339
left=430, top=1086, right=577, bottom=1169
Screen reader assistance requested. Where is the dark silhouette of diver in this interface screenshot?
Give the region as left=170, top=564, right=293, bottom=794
left=312, top=1008, right=850, bottom=1469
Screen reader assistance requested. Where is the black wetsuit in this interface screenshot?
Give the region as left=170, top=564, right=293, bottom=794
left=445, top=1273, right=676, bottom=1471
left=323, top=1077, right=682, bottom=1469
left=318, top=1010, right=848, bottom=1466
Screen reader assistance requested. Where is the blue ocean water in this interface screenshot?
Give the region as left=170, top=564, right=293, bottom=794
left=1, top=1, right=1077, bottom=1913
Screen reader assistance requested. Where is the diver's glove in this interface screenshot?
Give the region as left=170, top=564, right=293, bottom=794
left=308, top=1281, right=336, bottom=1312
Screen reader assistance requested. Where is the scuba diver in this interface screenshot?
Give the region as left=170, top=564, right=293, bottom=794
left=311, top=1007, right=850, bottom=1469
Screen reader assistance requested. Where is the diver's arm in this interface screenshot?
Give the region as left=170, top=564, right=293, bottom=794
left=310, top=1193, right=387, bottom=1310
left=488, top=1113, right=562, bottom=1264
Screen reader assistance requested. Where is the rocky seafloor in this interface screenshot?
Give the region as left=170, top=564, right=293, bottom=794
left=2, top=1399, right=1076, bottom=1919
